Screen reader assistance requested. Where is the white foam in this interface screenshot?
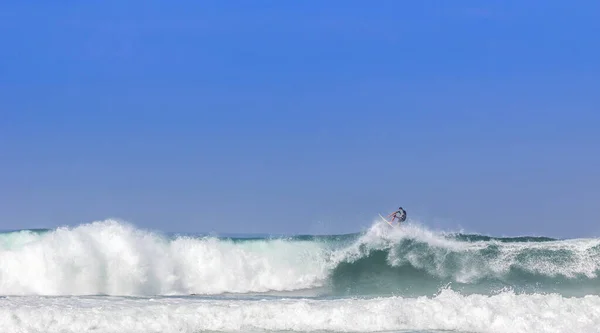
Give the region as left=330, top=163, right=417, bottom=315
left=0, top=220, right=333, bottom=296
left=1, top=289, right=599, bottom=333
left=358, top=218, right=600, bottom=283
left=1, top=219, right=600, bottom=296
left=327, top=218, right=469, bottom=266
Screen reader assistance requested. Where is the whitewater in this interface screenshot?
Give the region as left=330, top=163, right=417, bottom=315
left=1, top=219, right=599, bottom=333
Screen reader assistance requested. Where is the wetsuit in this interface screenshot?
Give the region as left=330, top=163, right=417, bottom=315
left=394, top=209, right=406, bottom=222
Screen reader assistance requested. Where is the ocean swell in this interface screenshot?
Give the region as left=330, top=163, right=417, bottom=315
left=0, top=219, right=599, bottom=297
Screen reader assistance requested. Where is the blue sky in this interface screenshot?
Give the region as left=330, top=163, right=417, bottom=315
left=1, top=1, right=599, bottom=238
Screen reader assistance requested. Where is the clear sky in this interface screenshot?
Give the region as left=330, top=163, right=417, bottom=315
left=1, top=1, right=599, bottom=238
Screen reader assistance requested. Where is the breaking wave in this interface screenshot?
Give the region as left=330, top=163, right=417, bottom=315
left=0, top=219, right=599, bottom=297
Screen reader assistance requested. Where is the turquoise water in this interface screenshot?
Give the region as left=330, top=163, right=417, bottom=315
left=0, top=219, right=599, bottom=333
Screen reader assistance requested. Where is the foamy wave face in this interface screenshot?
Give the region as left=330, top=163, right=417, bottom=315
left=0, top=220, right=332, bottom=296
left=1, top=290, right=599, bottom=333
left=390, top=233, right=600, bottom=284
left=346, top=219, right=600, bottom=283
left=2, top=218, right=600, bottom=297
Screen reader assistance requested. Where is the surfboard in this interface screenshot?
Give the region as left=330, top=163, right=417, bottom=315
left=379, top=214, right=395, bottom=227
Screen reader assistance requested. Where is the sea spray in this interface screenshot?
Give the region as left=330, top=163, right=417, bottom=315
left=0, top=220, right=332, bottom=296
left=1, top=219, right=599, bottom=297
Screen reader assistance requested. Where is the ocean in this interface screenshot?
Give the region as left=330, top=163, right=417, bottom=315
left=0, top=219, right=599, bottom=333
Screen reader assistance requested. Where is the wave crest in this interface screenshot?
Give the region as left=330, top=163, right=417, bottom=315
left=0, top=220, right=331, bottom=296
left=1, top=219, right=599, bottom=296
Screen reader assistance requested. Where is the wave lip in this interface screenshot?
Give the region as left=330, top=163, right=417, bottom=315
left=330, top=221, right=600, bottom=296
left=1, top=289, right=600, bottom=333
left=1, top=219, right=600, bottom=297
left=0, top=220, right=334, bottom=296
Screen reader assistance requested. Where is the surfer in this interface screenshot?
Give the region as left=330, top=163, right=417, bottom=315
left=387, top=207, right=406, bottom=225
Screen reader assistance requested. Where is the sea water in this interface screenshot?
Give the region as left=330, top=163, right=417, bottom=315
left=1, top=219, right=599, bottom=333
